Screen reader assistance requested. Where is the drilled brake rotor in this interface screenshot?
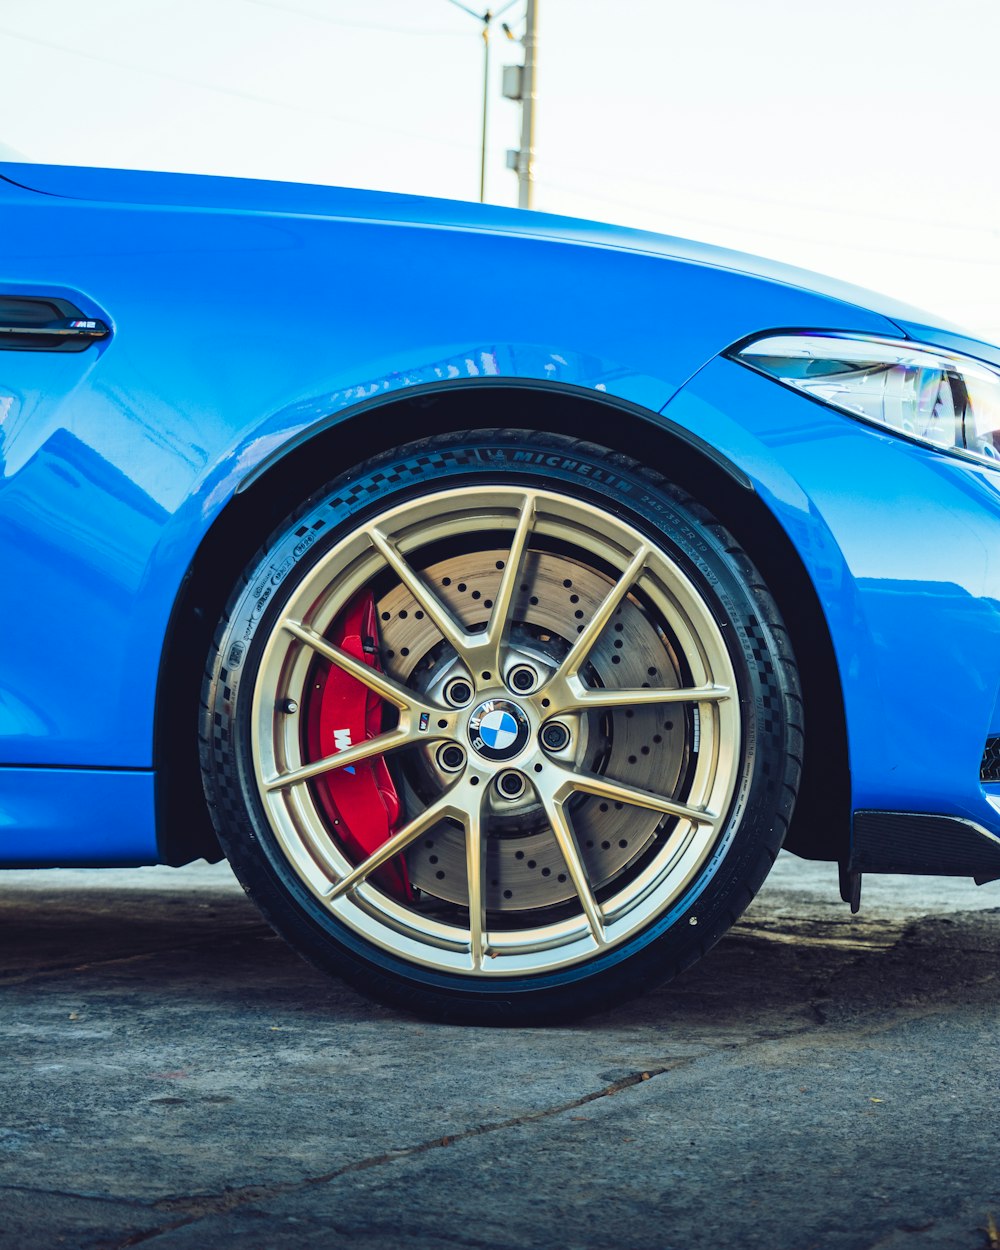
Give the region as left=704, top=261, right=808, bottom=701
left=377, top=548, right=688, bottom=912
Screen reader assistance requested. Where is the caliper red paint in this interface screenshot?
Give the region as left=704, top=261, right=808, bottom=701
left=305, top=591, right=410, bottom=900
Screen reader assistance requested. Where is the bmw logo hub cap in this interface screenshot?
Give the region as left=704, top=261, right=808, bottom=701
left=468, top=699, right=531, bottom=762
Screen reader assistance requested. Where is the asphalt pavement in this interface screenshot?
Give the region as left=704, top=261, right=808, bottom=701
left=2, top=853, right=999, bottom=1250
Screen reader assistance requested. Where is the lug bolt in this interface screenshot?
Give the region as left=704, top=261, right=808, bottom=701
left=507, top=663, right=538, bottom=693
left=444, top=678, right=473, bottom=707
left=496, top=769, right=527, bottom=800
left=540, top=721, right=571, bottom=752
left=437, top=744, right=466, bottom=773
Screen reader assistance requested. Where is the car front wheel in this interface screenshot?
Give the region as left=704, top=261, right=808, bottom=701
left=201, top=429, right=802, bottom=1022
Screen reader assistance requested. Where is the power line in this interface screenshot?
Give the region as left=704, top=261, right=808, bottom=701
left=0, top=26, right=478, bottom=156
left=444, top=0, right=484, bottom=18
left=444, top=0, right=521, bottom=20
left=540, top=156, right=1000, bottom=237
left=540, top=179, right=1000, bottom=268
left=242, top=0, right=464, bottom=37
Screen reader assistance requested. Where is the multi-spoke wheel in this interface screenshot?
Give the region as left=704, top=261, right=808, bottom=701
left=201, top=431, right=801, bottom=1022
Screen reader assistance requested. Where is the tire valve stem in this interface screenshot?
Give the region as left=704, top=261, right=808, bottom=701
left=280, top=699, right=299, bottom=714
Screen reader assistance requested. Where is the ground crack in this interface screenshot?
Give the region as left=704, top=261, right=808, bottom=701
left=105, top=1064, right=681, bottom=1248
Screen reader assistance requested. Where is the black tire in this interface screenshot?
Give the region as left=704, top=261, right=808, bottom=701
left=200, top=429, right=802, bottom=1024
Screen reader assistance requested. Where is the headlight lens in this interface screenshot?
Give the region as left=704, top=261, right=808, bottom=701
left=733, top=333, right=1000, bottom=468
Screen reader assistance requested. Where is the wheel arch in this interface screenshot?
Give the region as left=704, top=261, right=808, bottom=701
left=154, top=380, right=849, bottom=867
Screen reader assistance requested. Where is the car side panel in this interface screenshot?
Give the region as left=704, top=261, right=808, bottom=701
left=0, top=767, right=156, bottom=865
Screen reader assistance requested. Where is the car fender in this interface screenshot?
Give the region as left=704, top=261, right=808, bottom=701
left=665, top=355, right=1000, bottom=833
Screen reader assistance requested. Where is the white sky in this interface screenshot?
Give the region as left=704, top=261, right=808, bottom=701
left=2, top=0, right=1000, bottom=341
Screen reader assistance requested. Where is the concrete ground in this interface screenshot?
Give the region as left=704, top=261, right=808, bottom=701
left=1, top=853, right=999, bottom=1250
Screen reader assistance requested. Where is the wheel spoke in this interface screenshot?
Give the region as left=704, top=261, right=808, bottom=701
left=552, top=544, right=649, bottom=682
left=565, top=683, right=730, bottom=710
left=282, top=619, right=419, bottom=711
left=564, top=769, right=716, bottom=827
left=368, top=528, right=470, bottom=657
left=481, top=492, right=536, bottom=670
left=263, top=726, right=416, bottom=793
left=464, top=790, right=487, bottom=969
left=328, top=789, right=455, bottom=900
left=541, top=795, right=606, bottom=945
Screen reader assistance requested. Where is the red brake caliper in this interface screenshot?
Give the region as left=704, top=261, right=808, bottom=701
left=304, top=591, right=410, bottom=900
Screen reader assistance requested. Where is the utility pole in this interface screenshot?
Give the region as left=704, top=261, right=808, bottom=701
left=503, top=1, right=538, bottom=208
left=479, top=16, right=491, bottom=203
left=447, top=0, right=519, bottom=203
left=516, top=0, right=537, bottom=208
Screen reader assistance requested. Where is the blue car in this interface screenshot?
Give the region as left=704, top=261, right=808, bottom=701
left=3, top=162, right=999, bottom=1022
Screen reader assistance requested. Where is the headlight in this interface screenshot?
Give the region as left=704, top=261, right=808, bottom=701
left=732, top=332, right=1000, bottom=468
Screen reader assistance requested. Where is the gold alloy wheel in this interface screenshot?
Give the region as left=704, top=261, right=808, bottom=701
left=250, top=486, right=742, bottom=977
